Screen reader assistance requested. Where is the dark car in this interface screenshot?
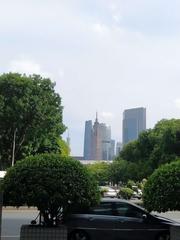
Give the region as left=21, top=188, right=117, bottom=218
left=66, top=198, right=180, bottom=240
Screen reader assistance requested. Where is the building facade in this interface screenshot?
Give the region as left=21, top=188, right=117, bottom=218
left=122, top=107, right=146, bottom=145
left=116, top=142, right=122, bottom=156
left=83, top=120, right=93, bottom=160
left=84, top=114, right=114, bottom=160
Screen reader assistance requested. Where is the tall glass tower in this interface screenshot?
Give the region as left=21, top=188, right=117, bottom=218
left=123, top=107, right=146, bottom=145
left=83, top=120, right=93, bottom=160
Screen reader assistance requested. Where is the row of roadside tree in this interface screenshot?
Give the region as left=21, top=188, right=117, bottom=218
left=0, top=72, right=180, bottom=216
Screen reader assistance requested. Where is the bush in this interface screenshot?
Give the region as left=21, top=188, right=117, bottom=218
left=99, top=186, right=108, bottom=197
left=1, top=154, right=100, bottom=226
left=119, top=187, right=134, bottom=200
left=126, top=180, right=136, bottom=189
left=143, top=160, right=180, bottom=212
left=86, top=162, right=109, bottom=185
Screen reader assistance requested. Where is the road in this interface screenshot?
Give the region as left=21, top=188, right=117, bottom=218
left=1, top=208, right=180, bottom=240
left=1, top=208, right=38, bottom=240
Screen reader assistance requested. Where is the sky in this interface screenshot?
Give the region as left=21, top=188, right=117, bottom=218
left=1, top=0, right=180, bottom=156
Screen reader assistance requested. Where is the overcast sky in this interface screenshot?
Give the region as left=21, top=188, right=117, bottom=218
left=1, top=0, right=180, bottom=156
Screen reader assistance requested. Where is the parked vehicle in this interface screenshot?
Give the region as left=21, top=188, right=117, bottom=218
left=132, top=189, right=142, bottom=199
left=66, top=198, right=179, bottom=240
left=100, top=186, right=118, bottom=198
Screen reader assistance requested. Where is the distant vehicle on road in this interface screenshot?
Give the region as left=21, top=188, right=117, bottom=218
left=66, top=198, right=179, bottom=240
left=100, top=186, right=118, bottom=198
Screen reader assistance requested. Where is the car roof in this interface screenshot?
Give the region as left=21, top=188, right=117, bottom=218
left=101, top=198, right=129, bottom=203
left=101, top=198, right=148, bottom=212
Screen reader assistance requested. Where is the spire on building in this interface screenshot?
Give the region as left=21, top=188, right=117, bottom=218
left=95, top=111, right=98, bottom=123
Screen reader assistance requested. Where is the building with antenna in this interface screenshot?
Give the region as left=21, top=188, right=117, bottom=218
left=83, top=113, right=115, bottom=160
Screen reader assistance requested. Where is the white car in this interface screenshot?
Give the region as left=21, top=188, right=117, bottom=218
left=101, top=187, right=117, bottom=198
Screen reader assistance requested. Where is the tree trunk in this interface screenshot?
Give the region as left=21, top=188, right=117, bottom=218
left=12, top=128, right=17, bottom=166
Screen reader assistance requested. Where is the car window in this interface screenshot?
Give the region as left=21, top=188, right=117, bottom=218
left=89, top=202, right=113, bottom=215
left=115, top=203, right=144, bottom=219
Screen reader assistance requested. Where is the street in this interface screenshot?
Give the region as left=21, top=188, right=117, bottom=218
left=1, top=208, right=180, bottom=240
left=1, top=208, right=38, bottom=240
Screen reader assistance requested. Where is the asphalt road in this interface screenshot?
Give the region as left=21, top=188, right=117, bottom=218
left=1, top=208, right=180, bottom=240
left=1, top=208, right=38, bottom=240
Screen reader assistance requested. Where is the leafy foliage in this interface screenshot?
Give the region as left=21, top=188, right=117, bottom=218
left=118, top=119, right=180, bottom=180
left=0, top=73, right=66, bottom=169
left=108, top=158, right=148, bottom=184
left=1, top=154, right=100, bottom=225
left=118, top=187, right=134, bottom=200
left=99, top=186, right=108, bottom=197
left=86, top=162, right=109, bottom=185
left=108, top=159, right=128, bottom=184
left=143, top=160, right=180, bottom=212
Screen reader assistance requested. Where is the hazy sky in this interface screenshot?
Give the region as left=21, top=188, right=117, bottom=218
left=1, top=0, right=180, bottom=156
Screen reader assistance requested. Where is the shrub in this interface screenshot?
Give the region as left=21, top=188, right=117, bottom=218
left=119, top=187, right=134, bottom=200
left=126, top=180, right=136, bottom=189
left=143, top=160, right=180, bottom=212
left=1, top=154, right=100, bottom=226
left=99, top=187, right=108, bottom=197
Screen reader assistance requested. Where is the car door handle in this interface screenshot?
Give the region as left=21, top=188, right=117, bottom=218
left=88, top=217, right=94, bottom=221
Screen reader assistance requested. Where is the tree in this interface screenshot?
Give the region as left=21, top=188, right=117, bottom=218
left=86, top=162, right=109, bottom=185
left=37, top=138, right=70, bottom=157
left=143, top=160, right=180, bottom=212
left=118, top=187, right=134, bottom=200
left=1, top=154, right=100, bottom=226
left=108, top=159, right=129, bottom=185
left=0, top=73, right=66, bottom=169
left=118, top=119, right=180, bottom=180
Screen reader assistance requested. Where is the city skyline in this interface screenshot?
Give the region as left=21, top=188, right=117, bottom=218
left=83, top=113, right=115, bottom=160
left=1, top=1, right=180, bottom=155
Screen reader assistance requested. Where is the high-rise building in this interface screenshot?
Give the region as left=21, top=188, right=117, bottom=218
left=116, top=142, right=122, bottom=156
left=92, top=115, right=102, bottom=160
left=83, top=120, right=93, bottom=160
left=123, top=107, right=146, bottom=145
left=84, top=114, right=114, bottom=160
left=110, top=139, right=115, bottom=160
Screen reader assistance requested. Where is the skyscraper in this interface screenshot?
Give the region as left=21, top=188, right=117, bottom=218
left=84, top=114, right=114, bottom=160
left=83, top=120, right=93, bottom=160
left=110, top=139, right=115, bottom=160
left=92, top=114, right=102, bottom=160
left=123, top=107, right=146, bottom=145
left=116, top=142, right=122, bottom=156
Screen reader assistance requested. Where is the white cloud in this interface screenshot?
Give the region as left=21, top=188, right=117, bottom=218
left=174, top=99, right=180, bottom=109
left=1, top=0, right=180, bottom=156
left=100, top=112, right=114, bottom=119
left=92, top=23, right=109, bottom=35
left=8, top=59, right=51, bottom=78
left=112, top=15, right=122, bottom=23
left=58, top=69, right=65, bottom=78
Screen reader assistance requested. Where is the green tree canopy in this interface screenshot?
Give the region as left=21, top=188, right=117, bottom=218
left=118, top=119, right=180, bottom=179
left=0, top=73, right=66, bottom=169
left=86, top=162, right=109, bottom=185
left=108, top=159, right=129, bottom=184
left=1, top=154, right=100, bottom=226
left=143, top=160, right=180, bottom=212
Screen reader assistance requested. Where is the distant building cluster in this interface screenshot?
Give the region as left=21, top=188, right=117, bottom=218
left=84, top=113, right=115, bottom=160
left=83, top=107, right=146, bottom=161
